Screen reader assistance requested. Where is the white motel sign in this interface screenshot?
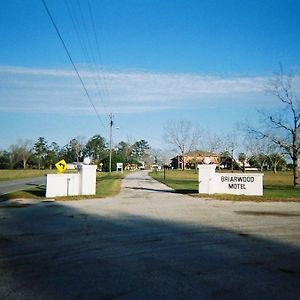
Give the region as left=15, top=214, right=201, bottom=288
left=198, top=164, right=264, bottom=196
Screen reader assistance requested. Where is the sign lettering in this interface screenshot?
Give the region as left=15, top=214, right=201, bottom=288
left=198, top=164, right=264, bottom=196
left=228, top=183, right=246, bottom=190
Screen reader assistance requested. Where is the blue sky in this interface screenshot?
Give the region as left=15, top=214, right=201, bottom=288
left=0, top=0, right=300, bottom=152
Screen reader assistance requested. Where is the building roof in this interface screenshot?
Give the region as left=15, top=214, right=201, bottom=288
left=182, top=150, right=219, bottom=157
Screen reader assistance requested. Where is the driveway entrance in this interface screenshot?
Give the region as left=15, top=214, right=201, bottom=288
left=0, top=171, right=299, bottom=299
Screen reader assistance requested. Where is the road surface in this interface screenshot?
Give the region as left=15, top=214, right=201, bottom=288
left=0, top=176, right=46, bottom=196
left=0, top=171, right=299, bottom=299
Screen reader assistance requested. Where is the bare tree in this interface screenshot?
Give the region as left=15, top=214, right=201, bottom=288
left=222, top=132, right=239, bottom=172
left=249, top=66, right=299, bottom=187
left=164, top=120, right=201, bottom=170
left=244, top=135, right=274, bottom=171
left=9, top=145, right=21, bottom=169
left=69, top=136, right=86, bottom=163
left=238, top=152, right=247, bottom=173
left=206, top=132, right=223, bottom=155
left=150, top=148, right=172, bottom=166
left=205, top=132, right=224, bottom=171
left=18, top=139, right=33, bottom=169
left=9, top=139, right=32, bottom=169
left=164, top=119, right=200, bottom=152
left=268, top=152, right=286, bottom=174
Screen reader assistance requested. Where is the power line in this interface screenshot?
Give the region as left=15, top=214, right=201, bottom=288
left=86, top=0, right=111, bottom=110
left=64, top=0, right=108, bottom=117
left=64, top=0, right=111, bottom=122
left=41, top=0, right=106, bottom=130
left=76, top=0, right=110, bottom=117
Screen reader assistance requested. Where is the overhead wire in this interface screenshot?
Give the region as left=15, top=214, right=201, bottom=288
left=41, top=0, right=107, bottom=130
left=76, top=0, right=111, bottom=119
left=86, top=0, right=111, bottom=110
left=64, top=0, right=111, bottom=121
left=41, top=0, right=161, bottom=149
left=64, top=0, right=109, bottom=120
left=64, top=0, right=91, bottom=66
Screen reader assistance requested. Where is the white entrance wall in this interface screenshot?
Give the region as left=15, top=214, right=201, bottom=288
left=198, top=164, right=216, bottom=194
left=78, top=164, right=97, bottom=195
left=46, top=164, right=97, bottom=198
left=198, top=164, right=264, bottom=196
left=46, top=174, right=80, bottom=197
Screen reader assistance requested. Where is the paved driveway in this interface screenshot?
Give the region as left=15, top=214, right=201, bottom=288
left=0, top=176, right=46, bottom=196
left=0, top=171, right=299, bottom=299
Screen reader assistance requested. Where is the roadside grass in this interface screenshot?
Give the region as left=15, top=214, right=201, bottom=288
left=150, top=169, right=300, bottom=201
left=0, top=171, right=127, bottom=201
left=0, top=169, right=58, bottom=181
left=56, top=172, right=126, bottom=201
left=0, top=185, right=46, bottom=201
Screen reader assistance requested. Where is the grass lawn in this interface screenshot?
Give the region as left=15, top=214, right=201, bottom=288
left=0, top=169, right=58, bottom=181
left=150, top=169, right=300, bottom=201
left=0, top=171, right=127, bottom=201
left=52, top=172, right=126, bottom=201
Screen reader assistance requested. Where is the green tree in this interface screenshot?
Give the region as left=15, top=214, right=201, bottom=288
left=117, top=141, right=133, bottom=163
left=220, top=151, right=239, bottom=170
left=132, top=139, right=150, bottom=161
left=102, top=152, right=125, bottom=172
left=84, top=135, right=106, bottom=164
left=0, top=150, right=11, bottom=169
left=248, top=155, right=260, bottom=169
left=59, top=144, right=76, bottom=163
left=45, top=142, right=60, bottom=169
left=34, top=137, right=48, bottom=169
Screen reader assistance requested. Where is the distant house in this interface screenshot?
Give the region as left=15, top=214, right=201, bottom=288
left=170, top=150, right=219, bottom=169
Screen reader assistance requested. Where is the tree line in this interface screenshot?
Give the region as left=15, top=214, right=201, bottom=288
left=0, top=135, right=150, bottom=172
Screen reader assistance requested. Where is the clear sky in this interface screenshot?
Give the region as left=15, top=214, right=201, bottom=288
left=0, top=0, right=300, bottom=151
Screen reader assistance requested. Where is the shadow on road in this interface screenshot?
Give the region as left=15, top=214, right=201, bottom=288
left=0, top=200, right=299, bottom=299
left=126, top=186, right=198, bottom=195
left=126, top=187, right=176, bottom=193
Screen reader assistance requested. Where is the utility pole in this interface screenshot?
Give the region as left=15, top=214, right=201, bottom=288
left=109, top=113, right=113, bottom=175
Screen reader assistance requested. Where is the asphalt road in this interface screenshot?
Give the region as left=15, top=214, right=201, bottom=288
left=0, top=177, right=46, bottom=196
left=0, top=171, right=299, bottom=299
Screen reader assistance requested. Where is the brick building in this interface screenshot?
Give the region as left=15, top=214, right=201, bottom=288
left=170, top=150, right=219, bottom=169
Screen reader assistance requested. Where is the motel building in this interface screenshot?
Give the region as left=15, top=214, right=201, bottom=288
left=170, top=150, right=219, bottom=170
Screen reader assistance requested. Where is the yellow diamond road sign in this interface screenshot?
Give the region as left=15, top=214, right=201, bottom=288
left=55, top=159, right=67, bottom=173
